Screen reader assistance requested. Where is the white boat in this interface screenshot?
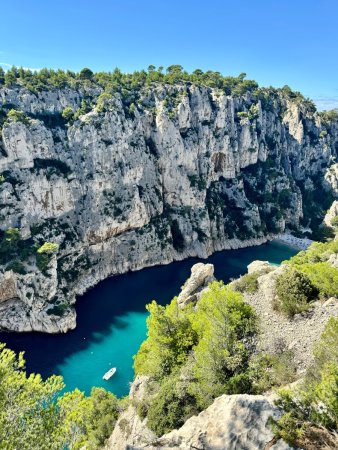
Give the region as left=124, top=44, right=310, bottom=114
left=103, top=367, right=117, bottom=380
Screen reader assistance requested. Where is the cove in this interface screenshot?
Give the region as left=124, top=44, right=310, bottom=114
left=0, top=241, right=297, bottom=398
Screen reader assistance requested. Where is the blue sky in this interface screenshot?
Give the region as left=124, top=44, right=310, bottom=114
left=1, top=0, right=337, bottom=109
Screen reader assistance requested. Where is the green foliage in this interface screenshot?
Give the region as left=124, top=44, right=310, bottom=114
left=135, top=282, right=258, bottom=434
left=58, top=387, right=120, bottom=450
left=297, top=262, right=338, bottom=298
left=4, top=68, right=17, bottom=87
left=146, top=370, right=199, bottom=435
left=62, top=106, right=74, bottom=123
left=310, top=317, right=338, bottom=377
left=79, top=67, right=94, bottom=80
left=0, top=343, right=120, bottom=450
left=188, top=175, right=207, bottom=191
left=286, top=241, right=338, bottom=298
left=36, top=241, right=58, bottom=275
left=249, top=350, right=297, bottom=393
left=7, top=108, right=29, bottom=125
left=318, top=109, right=338, bottom=123
left=0, top=67, right=4, bottom=85
left=0, top=65, right=261, bottom=99
left=6, top=259, right=26, bottom=274
left=274, top=267, right=318, bottom=317
left=46, top=303, right=68, bottom=317
left=0, top=228, right=34, bottom=265
left=189, top=283, right=257, bottom=408
left=331, top=216, right=338, bottom=227
left=133, top=298, right=198, bottom=379
left=287, top=240, right=338, bottom=265
left=74, top=99, right=92, bottom=119
left=96, top=92, right=113, bottom=113
left=273, top=318, right=338, bottom=445
left=36, top=253, right=51, bottom=273
left=0, top=343, right=65, bottom=450
left=37, top=241, right=59, bottom=254
left=233, top=268, right=272, bottom=293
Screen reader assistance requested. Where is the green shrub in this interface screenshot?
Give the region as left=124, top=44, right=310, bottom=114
left=273, top=318, right=338, bottom=446
left=274, top=268, right=318, bottom=317
left=146, top=372, right=199, bottom=435
left=96, top=93, right=113, bottom=113
left=6, top=260, right=26, bottom=275
left=61, top=107, right=74, bottom=123
left=36, top=253, right=51, bottom=274
left=233, top=267, right=273, bottom=293
left=286, top=240, right=338, bottom=266
left=189, top=283, right=258, bottom=408
left=249, top=351, right=297, bottom=393
left=79, top=67, right=94, bottom=80
left=0, top=343, right=121, bottom=449
left=37, top=242, right=59, bottom=254
left=133, top=298, right=197, bottom=379
left=6, top=109, right=30, bottom=125
left=297, top=262, right=338, bottom=298
left=331, top=216, right=338, bottom=227
left=134, top=282, right=258, bottom=433
left=46, top=304, right=68, bottom=317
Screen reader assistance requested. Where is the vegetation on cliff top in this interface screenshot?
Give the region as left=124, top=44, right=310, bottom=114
left=0, top=64, right=318, bottom=110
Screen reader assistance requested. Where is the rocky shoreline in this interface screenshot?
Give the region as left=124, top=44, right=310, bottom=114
left=275, top=233, right=313, bottom=251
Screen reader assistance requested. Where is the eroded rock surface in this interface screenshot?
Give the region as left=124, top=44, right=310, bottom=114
left=177, top=263, right=214, bottom=307
left=106, top=394, right=294, bottom=450
left=1, top=83, right=338, bottom=331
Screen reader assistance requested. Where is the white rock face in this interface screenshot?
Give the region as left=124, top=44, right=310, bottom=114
left=0, top=83, right=337, bottom=332
left=108, top=394, right=293, bottom=450
left=247, top=260, right=272, bottom=274
left=150, top=394, right=293, bottom=450
left=324, top=200, right=338, bottom=227
left=177, top=263, right=214, bottom=307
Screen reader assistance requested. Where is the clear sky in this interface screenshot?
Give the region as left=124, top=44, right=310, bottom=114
left=0, top=0, right=337, bottom=109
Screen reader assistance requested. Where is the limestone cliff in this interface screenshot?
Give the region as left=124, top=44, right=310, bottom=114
left=0, top=80, right=337, bottom=332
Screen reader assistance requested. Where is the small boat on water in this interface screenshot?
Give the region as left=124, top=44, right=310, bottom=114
left=103, top=367, right=117, bottom=380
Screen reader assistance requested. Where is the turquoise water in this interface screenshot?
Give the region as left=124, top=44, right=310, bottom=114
left=0, top=241, right=297, bottom=398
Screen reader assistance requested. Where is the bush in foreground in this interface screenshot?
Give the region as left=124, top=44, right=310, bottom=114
left=0, top=343, right=120, bottom=450
left=274, top=267, right=318, bottom=317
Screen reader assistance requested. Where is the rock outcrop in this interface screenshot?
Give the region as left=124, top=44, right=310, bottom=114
left=106, top=394, right=293, bottom=450
left=105, top=375, right=156, bottom=450
left=1, top=82, right=338, bottom=332
left=177, top=262, right=214, bottom=307
left=247, top=259, right=273, bottom=274
left=324, top=200, right=338, bottom=227
left=146, top=394, right=293, bottom=450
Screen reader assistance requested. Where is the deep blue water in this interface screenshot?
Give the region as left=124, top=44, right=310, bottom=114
left=0, top=241, right=297, bottom=398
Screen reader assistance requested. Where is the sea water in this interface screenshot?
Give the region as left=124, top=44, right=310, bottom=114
left=0, top=241, right=297, bottom=397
